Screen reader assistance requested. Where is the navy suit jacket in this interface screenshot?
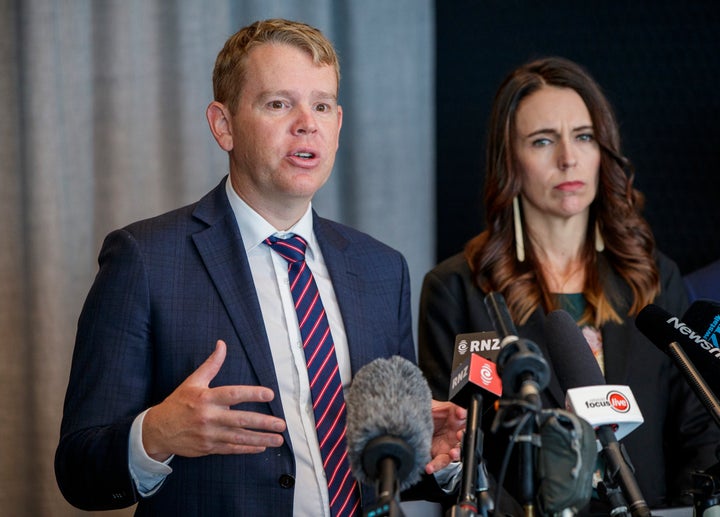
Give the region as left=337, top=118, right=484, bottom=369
left=55, top=177, right=418, bottom=515
left=418, top=251, right=720, bottom=511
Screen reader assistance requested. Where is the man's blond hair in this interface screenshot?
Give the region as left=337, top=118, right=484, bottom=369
left=212, top=18, right=340, bottom=112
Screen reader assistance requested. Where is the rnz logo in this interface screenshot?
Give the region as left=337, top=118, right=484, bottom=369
left=480, top=364, right=494, bottom=387
left=457, top=339, right=469, bottom=355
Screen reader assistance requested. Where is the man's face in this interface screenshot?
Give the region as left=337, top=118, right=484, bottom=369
left=225, top=43, right=342, bottom=218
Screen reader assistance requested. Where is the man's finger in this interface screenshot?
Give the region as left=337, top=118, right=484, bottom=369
left=212, top=384, right=275, bottom=407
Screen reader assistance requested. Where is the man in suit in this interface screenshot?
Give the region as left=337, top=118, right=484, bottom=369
left=55, top=19, right=465, bottom=516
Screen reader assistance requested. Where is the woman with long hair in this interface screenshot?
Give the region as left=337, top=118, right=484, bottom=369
left=419, top=57, right=720, bottom=513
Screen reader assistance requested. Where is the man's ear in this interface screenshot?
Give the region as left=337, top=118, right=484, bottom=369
left=336, top=104, right=343, bottom=150
left=206, top=101, right=234, bottom=151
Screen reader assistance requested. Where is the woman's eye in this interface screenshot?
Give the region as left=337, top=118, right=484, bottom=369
left=532, top=138, right=551, bottom=147
left=578, top=133, right=594, bottom=142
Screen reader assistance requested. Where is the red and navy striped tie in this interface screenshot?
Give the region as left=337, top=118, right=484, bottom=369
left=265, top=234, right=360, bottom=517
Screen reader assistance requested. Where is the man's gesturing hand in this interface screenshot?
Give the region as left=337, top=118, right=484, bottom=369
left=142, top=340, right=287, bottom=461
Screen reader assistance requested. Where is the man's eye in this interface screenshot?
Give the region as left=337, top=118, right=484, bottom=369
left=315, top=103, right=329, bottom=113
left=269, top=100, right=285, bottom=109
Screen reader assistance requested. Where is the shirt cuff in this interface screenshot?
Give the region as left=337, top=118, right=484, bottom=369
left=433, top=461, right=463, bottom=494
left=128, top=409, right=174, bottom=496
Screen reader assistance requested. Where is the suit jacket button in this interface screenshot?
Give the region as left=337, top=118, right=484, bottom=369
left=278, top=474, right=295, bottom=488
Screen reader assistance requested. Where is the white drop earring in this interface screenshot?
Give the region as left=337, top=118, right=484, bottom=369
left=595, top=221, right=605, bottom=253
left=513, top=196, right=525, bottom=262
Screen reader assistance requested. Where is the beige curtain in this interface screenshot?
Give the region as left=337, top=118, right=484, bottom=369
left=0, top=1, right=436, bottom=515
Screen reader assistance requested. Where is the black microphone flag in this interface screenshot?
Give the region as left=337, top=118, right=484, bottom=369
left=635, top=303, right=720, bottom=427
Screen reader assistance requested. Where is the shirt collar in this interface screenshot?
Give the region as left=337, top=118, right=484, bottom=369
left=224, top=175, right=317, bottom=258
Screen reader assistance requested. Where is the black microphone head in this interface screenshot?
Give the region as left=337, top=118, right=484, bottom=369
left=544, top=309, right=604, bottom=390
left=635, top=303, right=675, bottom=353
left=345, top=356, right=433, bottom=491
left=484, top=291, right=519, bottom=339
left=636, top=302, right=720, bottom=399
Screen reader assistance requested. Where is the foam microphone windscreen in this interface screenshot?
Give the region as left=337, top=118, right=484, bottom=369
left=345, top=356, right=433, bottom=491
left=544, top=309, right=605, bottom=389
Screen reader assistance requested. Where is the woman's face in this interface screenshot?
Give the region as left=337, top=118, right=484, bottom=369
left=513, top=86, right=600, bottom=223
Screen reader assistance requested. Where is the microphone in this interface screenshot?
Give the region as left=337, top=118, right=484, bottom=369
left=544, top=309, right=650, bottom=517
left=635, top=303, right=720, bottom=427
left=483, top=292, right=550, bottom=515
left=446, top=334, right=500, bottom=516
left=448, top=331, right=504, bottom=407
left=346, top=356, right=433, bottom=516
left=636, top=302, right=720, bottom=516
left=483, top=292, right=550, bottom=404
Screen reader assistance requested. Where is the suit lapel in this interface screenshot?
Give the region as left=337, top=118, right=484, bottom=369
left=191, top=181, right=284, bottom=419
left=313, top=216, right=377, bottom=374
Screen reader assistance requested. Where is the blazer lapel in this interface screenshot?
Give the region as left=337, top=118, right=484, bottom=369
left=313, top=216, right=377, bottom=374
left=191, top=181, right=284, bottom=419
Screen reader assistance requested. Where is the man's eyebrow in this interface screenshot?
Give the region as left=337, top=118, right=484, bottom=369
left=257, top=89, right=337, bottom=101
left=310, top=90, right=338, bottom=102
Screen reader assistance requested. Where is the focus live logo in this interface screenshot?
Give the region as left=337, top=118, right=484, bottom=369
left=585, top=390, right=631, bottom=414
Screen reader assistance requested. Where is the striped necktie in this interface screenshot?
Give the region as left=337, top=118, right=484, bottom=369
left=265, top=234, right=360, bottom=517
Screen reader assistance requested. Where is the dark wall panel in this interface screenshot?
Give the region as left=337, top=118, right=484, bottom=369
left=435, top=1, right=720, bottom=275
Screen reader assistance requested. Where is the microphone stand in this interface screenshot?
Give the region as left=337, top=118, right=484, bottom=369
left=596, top=480, right=630, bottom=517
left=363, top=459, right=405, bottom=517
left=448, top=392, right=492, bottom=517
left=516, top=375, right=542, bottom=517
left=497, top=341, right=548, bottom=517
left=595, top=426, right=650, bottom=517
left=361, top=436, right=412, bottom=517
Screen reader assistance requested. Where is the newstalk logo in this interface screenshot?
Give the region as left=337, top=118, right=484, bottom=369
left=666, top=316, right=720, bottom=358
left=703, top=314, right=720, bottom=348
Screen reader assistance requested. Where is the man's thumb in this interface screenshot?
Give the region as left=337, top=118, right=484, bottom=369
left=188, top=339, right=227, bottom=386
